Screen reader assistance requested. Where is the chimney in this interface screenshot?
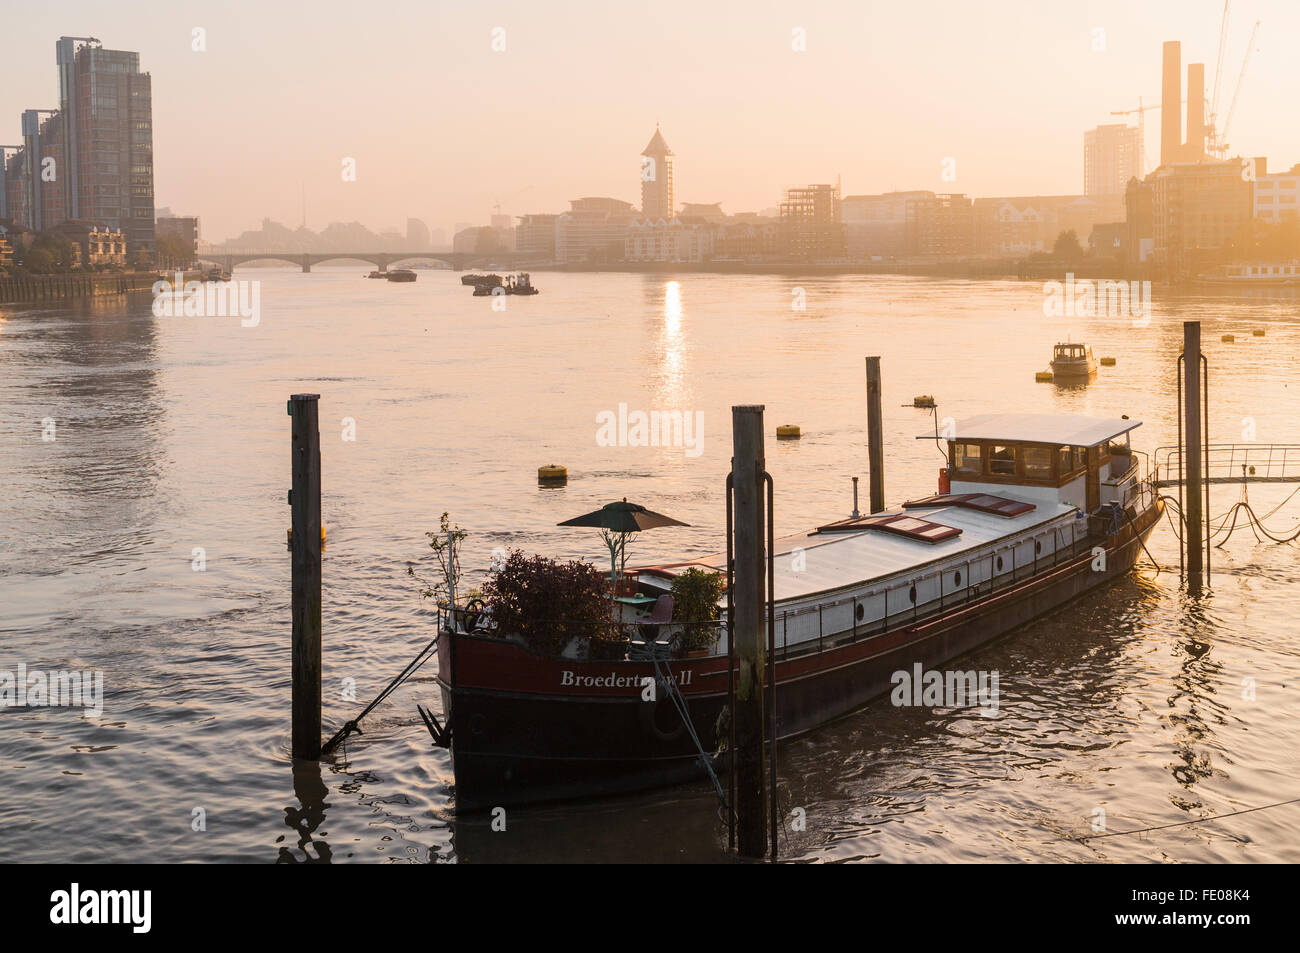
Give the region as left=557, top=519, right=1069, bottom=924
left=1161, top=41, right=1182, bottom=167
left=1186, top=62, right=1206, bottom=161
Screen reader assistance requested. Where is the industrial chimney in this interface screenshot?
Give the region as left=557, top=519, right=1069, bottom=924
left=1186, top=62, right=1206, bottom=161
left=1161, top=41, right=1182, bottom=167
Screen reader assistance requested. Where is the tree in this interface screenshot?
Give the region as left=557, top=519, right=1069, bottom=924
left=156, top=234, right=193, bottom=269
left=1053, top=229, right=1084, bottom=261
left=24, top=247, right=54, bottom=273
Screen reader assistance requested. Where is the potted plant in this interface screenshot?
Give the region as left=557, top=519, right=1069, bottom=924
left=669, top=568, right=725, bottom=657
left=481, top=550, right=620, bottom=658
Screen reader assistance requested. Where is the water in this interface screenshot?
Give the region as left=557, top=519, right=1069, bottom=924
left=1, top=268, right=1298, bottom=862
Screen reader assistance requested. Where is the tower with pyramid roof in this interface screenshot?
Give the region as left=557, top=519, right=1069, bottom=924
left=640, top=125, right=675, bottom=220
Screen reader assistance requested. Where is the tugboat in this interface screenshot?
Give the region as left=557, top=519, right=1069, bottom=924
left=429, top=411, right=1162, bottom=809
left=470, top=273, right=539, bottom=296
left=1048, top=342, right=1098, bottom=381
left=385, top=269, right=417, bottom=282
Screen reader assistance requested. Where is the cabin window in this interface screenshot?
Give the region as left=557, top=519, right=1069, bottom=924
left=996, top=555, right=1004, bottom=571
left=1072, top=446, right=1087, bottom=471
left=990, top=445, right=1016, bottom=476
left=908, top=585, right=917, bottom=603
left=1023, top=446, right=1054, bottom=479
left=1057, top=446, right=1072, bottom=475
left=952, top=442, right=983, bottom=475
left=953, top=570, right=962, bottom=586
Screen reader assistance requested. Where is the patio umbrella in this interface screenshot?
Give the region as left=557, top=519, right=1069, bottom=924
left=558, top=498, right=689, bottom=585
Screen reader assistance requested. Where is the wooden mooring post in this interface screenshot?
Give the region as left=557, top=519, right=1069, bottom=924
left=730, top=405, right=768, bottom=858
left=1180, top=322, right=1207, bottom=594
left=289, top=394, right=323, bottom=760
left=866, top=356, right=885, bottom=514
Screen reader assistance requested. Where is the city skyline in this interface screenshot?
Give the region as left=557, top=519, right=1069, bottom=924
left=3, top=0, right=1296, bottom=243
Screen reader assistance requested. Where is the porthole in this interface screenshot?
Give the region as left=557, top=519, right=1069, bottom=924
left=953, top=571, right=962, bottom=586
left=908, top=585, right=917, bottom=603
left=996, top=555, right=1004, bottom=571
left=1035, top=540, right=1042, bottom=555
left=855, top=602, right=865, bottom=622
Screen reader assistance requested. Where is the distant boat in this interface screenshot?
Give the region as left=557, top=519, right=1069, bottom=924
left=365, top=270, right=386, bottom=279
left=472, top=273, right=539, bottom=296
left=386, top=269, right=417, bottom=282
left=1049, top=342, right=1097, bottom=381
left=462, top=273, right=501, bottom=287
left=204, top=267, right=232, bottom=282
left=1194, top=262, right=1300, bottom=287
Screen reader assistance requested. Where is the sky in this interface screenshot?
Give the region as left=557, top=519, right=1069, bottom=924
left=3, top=0, right=1297, bottom=242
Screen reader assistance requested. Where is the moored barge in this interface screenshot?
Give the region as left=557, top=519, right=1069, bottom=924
left=432, top=413, right=1163, bottom=809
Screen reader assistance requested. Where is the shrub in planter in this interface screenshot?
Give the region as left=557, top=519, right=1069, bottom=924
left=481, top=550, right=614, bottom=656
left=669, top=567, right=725, bottom=654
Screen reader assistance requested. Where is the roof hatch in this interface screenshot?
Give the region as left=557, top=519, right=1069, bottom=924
left=816, top=513, right=962, bottom=543
left=903, top=493, right=1036, bottom=517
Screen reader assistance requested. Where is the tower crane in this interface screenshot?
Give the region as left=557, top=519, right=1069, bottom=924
left=1109, top=97, right=1179, bottom=176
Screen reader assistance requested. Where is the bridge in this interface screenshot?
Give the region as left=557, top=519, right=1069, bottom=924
left=194, top=250, right=548, bottom=273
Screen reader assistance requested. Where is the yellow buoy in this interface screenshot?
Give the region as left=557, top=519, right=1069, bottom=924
left=1099, top=357, right=1116, bottom=366
left=286, top=526, right=327, bottom=548
left=776, top=424, right=801, bottom=440
left=1253, top=329, right=1266, bottom=337
left=1035, top=371, right=1053, bottom=382
left=538, top=464, right=568, bottom=486
left=1222, top=334, right=1235, bottom=343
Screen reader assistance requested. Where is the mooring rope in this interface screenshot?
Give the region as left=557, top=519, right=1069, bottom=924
left=1159, top=492, right=1300, bottom=546
left=649, top=650, right=728, bottom=809
left=321, top=632, right=441, bottom=755
left=1068, top=796, right=1300, bottom=842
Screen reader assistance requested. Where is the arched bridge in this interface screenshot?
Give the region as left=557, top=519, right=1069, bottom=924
left=195, top=251, right=547, bottom=273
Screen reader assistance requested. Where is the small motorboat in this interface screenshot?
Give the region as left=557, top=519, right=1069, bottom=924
left=1048, top=342, right=1097, bottom=381
left=204, top=267, right=232, bottom=282
left=386, top=269, right=417, bottom=283
left=365, top=270, right=386, bottom=279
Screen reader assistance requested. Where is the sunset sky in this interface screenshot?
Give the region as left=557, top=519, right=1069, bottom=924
left=4, top=0, right=1296, bottom=242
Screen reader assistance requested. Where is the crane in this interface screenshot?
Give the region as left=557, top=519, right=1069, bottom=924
left=1109, top=97, right=1177, bottom=176
left=1205, top=1, right=1262, bottom=159
left=1218, top=19, right=1261, bottom=158
left=492, top=185, right=531, bottom=219
left=1209, top=1, right=1231, bottom=132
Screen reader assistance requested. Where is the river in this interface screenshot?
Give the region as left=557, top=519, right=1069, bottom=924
left=1, top=267, right=1297, bottom=862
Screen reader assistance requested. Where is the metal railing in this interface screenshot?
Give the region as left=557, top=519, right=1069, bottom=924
left=1153, top=444, right=1300, bottom=486
left=436, top=605, right=727, bottom=661
left=766, top=518, right=1095, bottom=662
